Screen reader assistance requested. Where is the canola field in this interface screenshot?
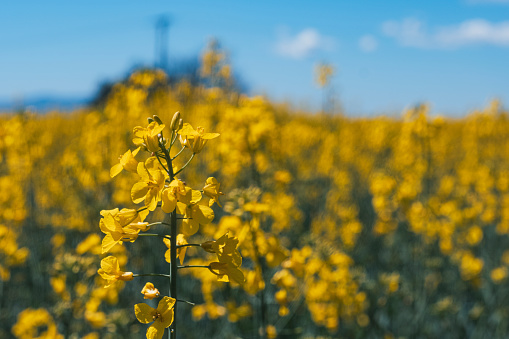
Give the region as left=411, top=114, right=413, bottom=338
left=2, top=63, right=509, bottom=338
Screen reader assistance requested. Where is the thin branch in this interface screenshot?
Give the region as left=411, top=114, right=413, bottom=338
left=177, top=299, right=196, bottom=306
left=177, top=265, right=210, bottom=269
left=170, top=131, right=179, bottom=147
left=155, top=153, right=170, bottom=174
left=174, top=153, right=195, bottom=176
left=133, top=273, right=171, bottom=279
left=176, top=243, right=202, bottom=249
left=171, top=147, right=186, bottom=161
left=138, top=233, right=171, bottom=240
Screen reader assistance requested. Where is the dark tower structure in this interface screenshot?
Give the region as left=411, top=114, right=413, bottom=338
left=155, top=15, right=170, bottom=71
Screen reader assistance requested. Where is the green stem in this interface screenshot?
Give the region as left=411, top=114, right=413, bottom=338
left=177, top=299, right=196, bottom=306
left=169, top=210, right=177, bottom=339
left=159, top=136, right=178, bottom=339
left=155, top=153, right=170, bottom=175
left=176, top=243, right=202, bottom=249
left=133, top=273, right=171, bottom=279
left=177, top=265, right=210, bottom=269
left=171, top=147, right=186, bottom=160
left=146, top=222, right=172, bottom=228
left=174, top=153, right=195, bottom=176
left=138, top=233, right=171, bottom=240
left=170, top=130, right=179, bottom=147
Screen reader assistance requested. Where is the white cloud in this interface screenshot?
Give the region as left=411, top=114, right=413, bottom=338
left=275, top=28, right=335, bottom=59
left=359, top=35, right=378, bottom=52
left=382, top=18, right=509, bottom=49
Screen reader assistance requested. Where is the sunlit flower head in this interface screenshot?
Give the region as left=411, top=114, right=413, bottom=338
left=141, top=282, right=160, bottom=300
left=97, top=256, right=134, bottom=287
left=133, top=121, right=166, bottom=153
left=135, top=296, right=176, bottom=339
left=178, top=123, right=219, bottom=154
left=203, top=177, right=223, bottom=207
left=110, top=147, right=140, bottom=178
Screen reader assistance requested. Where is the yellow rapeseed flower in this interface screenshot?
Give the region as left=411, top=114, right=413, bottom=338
left=133, top=122, right=166, bottom=153
left=201, top=232, right=242, bottom=267
left=209, top=261, right=245, bottom=284
left=163, top=234, right=188, bottom=265
left=97, top=256, right=133, bottom=287
left=177, top=190, right=214, bottom=236
left=141, top=282, right=160, bottom=299
left=203, top=177, right=223, bottom=207
left=161, top=179, right=189, bottom=213
left=178, top=123, right=220, bottom=154
left=110, top=147, right=140, bottom=178
left=12, top=308, right=64, bottom=339
left=131, top=158, right=167, bottom=211
left=134, top=296, right=176, bottom=339
left=491, top=266, right=507, bottom=284
left=99, top=213, right=140, bottom=253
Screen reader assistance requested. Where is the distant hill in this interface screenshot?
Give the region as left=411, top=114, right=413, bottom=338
left=0, top=95, right=90, bottom=113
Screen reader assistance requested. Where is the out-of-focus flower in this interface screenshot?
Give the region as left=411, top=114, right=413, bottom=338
left=12, top=308, right=64, bottom=339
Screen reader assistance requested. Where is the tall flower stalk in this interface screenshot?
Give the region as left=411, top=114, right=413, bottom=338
left=98, top=112, right=244, bottom=339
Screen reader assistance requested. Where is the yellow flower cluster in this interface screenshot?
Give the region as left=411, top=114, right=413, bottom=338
left=4, top=50, right=509, bottom=338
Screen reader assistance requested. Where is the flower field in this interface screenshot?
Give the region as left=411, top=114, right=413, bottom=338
left=2, top=64, right=509, bottom=338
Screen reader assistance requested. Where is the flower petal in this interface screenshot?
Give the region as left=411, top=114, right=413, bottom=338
left=131, top=182, right=149, bottom=204
left=110, top=163, right=123, bottom=178
left=134, top=303, right=155, bottom=324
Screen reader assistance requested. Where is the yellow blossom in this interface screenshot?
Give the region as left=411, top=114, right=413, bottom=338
left=131, top=158, right=167, bottom=211
left=209, top=261, right=245, bottom=284
left=178, top=123, right=220, bottom=154
left=201, top=232, right=241, bottom=267
left=266, top=325, right=277, bottom=339
left=133, top=121, right=166, bottom=153
left=97, top=256, right=134, bottom=287
left=163, top=234, right=188, bottom=265
left=141, top=282, right=161, bottom=299
left=110, top=147, right=140, bottom=178
left=12, top=308, right=64, bottom=339
left=177, top=190, right=214, bottom=236
left=134, top=296, right=176, bottom=339
left=203, top=177, right=223, bottom=207
left=161, top=179, right=189, bottom=213
left=491, top=267, right=507, bottom=284
left=99, top=213, right=140, bottom=253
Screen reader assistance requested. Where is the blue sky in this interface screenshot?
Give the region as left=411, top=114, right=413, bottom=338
left=1, top=0, right=508, bottom=115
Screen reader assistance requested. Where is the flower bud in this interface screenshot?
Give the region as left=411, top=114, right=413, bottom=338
left=178, top=118, right=183, bottom=130
left=209, top=262, right=228, bottom=275
left=170, top=111, right=181, bottom=131
left=153, top=115, right=164, bottom=125
left=147, top=117, right=154, bottom=124
left=119, top=271, right=134, bottom=281
left=201, top=241, right=215, bottom=253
